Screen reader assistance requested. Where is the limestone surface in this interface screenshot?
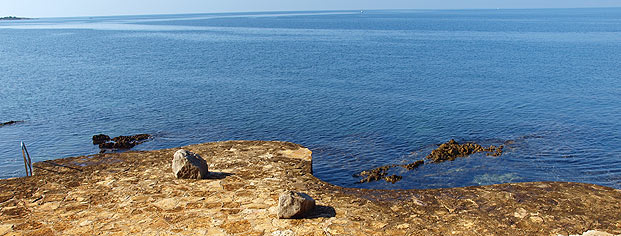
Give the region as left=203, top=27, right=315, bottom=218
left=0, top=140, right=619, bottom=236
left=172, top=149, right=208, bottom=179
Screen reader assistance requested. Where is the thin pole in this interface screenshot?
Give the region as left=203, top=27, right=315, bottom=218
left=21, top=142, right=29, bottom=176
left=23, top=143, right=32, bottom=176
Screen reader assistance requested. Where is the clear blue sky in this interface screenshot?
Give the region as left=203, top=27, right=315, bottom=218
left=2, top=0, right=621, bottom=17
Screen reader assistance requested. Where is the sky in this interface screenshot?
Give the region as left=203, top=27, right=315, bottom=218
left=2, top=0, right=621, bottom=17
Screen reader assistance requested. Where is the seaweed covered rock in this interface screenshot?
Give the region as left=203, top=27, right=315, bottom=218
left=355, top=165, right=396, bottom=183
left=95, top=133, right=152, bottom=150
left=92, top=134, right=111, bottom=145
left=277, top=191, right=316, bottom=219
left=426, top=139, right=503, bottom=163
left=401, top=160, right=424, bottom=170
left=172, top=149, right=208, bottom=179
left=354, top=139, right=505, bottom=184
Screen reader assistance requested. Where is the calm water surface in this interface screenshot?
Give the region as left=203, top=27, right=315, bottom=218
left=0, top=8, right=620, bottom=189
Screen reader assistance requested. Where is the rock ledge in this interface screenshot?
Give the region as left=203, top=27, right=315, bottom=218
left=0, top=140, right=619, bottom=235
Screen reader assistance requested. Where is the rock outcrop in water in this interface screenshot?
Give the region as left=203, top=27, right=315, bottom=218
left=354, top=140, right=504, bottom=184
left=426, top=139, right=503, bottom=162
left=94, top=134, right=151, bottom=151
left=0, top=120, right=23, bottom=127
left=92, top=134, right=111, bottom=145
left=355, top=160, right=424, bottom=184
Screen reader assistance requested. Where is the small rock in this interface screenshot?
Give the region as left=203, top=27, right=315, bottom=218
left=92, top=134, right=111, bottom=145
left=172, top=149, right=208, bottom=179
left=277, top=191, right=316, bottom=219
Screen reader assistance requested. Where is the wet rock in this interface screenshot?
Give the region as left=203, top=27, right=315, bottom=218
left=426, top=139, right=503, bottom=163
left=112, top=134, right=151, bottom=144
left=96, top=134, right=151, bottom=150
left=354, top=139, right=505, bottom=184
left=278, top=191, right=316, bottom=219
left=401, top=160, right=424, bottom=170
left=384, top=175, right=403, bottom=184
left=0, top=120, right=23, bottom=127
left=92, top=134, right=111, bottom=145
left=355, top=159, right=424, bottom=184
left=172, top=149, right=208, bottom=179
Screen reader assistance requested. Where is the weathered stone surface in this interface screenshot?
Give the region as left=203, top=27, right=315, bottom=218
left=277, top=191, right=316, bottom=219
left=0, top=140, right=619, bottom=236
left=172, top=149, right=208, bottom=179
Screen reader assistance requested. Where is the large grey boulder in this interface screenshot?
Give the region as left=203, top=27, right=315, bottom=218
left=172, top=149, right=208, bottom=179
left=277, top=191, right=316, bottom=219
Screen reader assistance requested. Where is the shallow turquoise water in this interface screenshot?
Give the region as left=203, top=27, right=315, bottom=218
left=0, top=8, right=619, bottom=189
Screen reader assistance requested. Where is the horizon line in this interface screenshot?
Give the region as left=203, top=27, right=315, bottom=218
left=6, top=6, right=621, bottom=19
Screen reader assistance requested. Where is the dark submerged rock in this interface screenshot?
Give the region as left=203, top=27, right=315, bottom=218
left=92, top=134, right=111, bottom=145
left=426, top=139, right=503, bottom=162
left=354, top=139, right=505, bottom=184
left=95, top=134, right=151, bottom=151
left=0, top=120, right=23, bottom=127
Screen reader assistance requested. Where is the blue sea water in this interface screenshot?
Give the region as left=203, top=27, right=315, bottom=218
left=0, top=8, right=620, bottom=189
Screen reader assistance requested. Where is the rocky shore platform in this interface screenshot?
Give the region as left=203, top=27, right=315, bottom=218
left=0, top=141, right=619, bottom=235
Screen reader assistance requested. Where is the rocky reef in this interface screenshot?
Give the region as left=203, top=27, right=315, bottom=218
left=355, top=160, right=424, bottom=184
left=427, top=139, right=503, bottom=162
left=0, top=140, right=619, bottom=235
left=94, top=134, right=151, bottom=151
left=355, top=139, right=504, bottom=184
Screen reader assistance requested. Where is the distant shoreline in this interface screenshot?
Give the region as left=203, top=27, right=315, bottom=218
left=0, top=16, right=32, bottom=21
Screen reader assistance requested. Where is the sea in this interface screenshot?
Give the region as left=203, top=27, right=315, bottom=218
left=0, top=8, right=619, bottom=189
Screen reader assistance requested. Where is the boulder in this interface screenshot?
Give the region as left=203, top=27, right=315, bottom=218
left=172, top=149, right=208, bottom=179
left=277, top=191, right=316, bottom=219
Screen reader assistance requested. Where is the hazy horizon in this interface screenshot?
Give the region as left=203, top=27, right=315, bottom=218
left=2, top=0, right=621, bottom=18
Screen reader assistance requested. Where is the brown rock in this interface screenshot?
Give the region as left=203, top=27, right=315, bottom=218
left=426, top=139, right=503, bottom=162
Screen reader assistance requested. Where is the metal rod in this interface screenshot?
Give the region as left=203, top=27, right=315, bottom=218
left=23, top=143, right=32, bottom=176
left=21, top=142, right=29, bottom=176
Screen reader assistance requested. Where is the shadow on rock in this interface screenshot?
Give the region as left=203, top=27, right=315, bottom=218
left=305, top=205, right=336, bottom=219
left=206, top=172, right=234, bottom=179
